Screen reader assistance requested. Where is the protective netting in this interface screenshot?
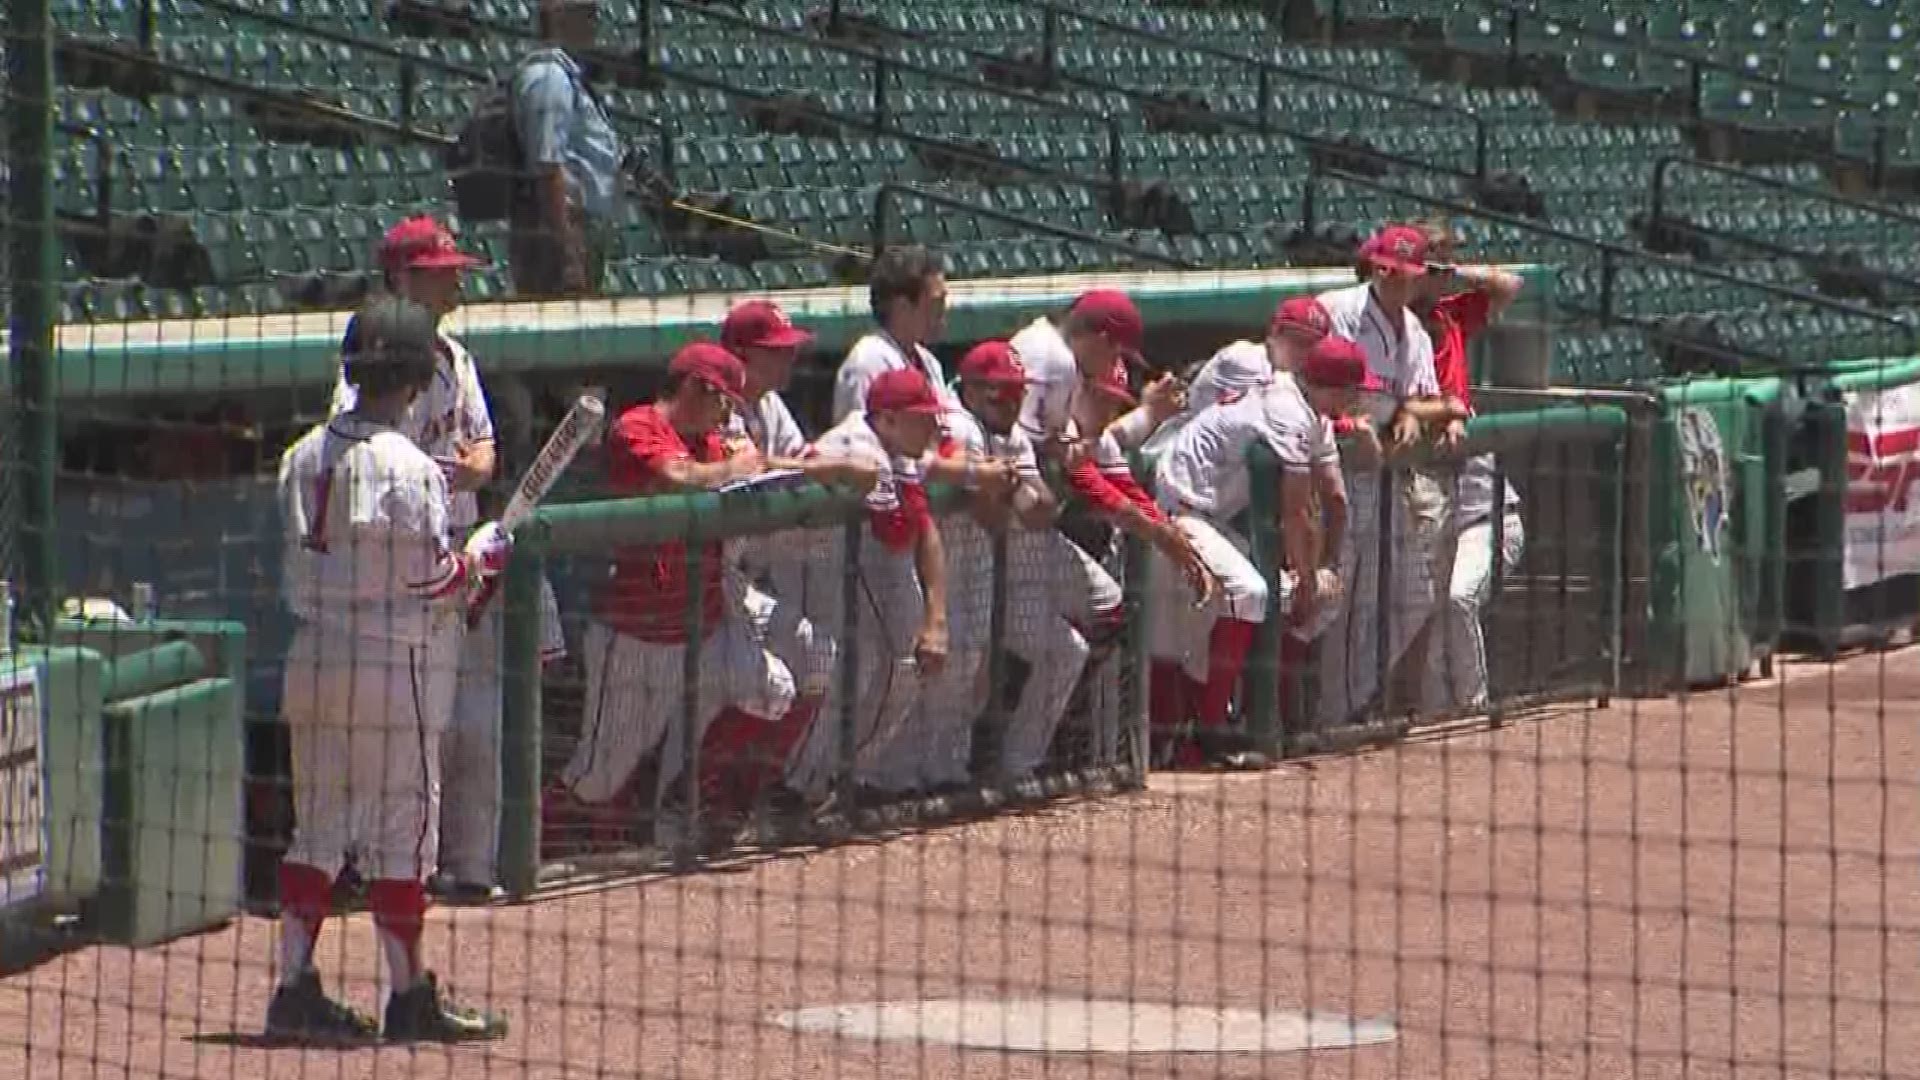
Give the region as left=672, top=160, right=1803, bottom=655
left=11, top=0, right=1920, bottom=1077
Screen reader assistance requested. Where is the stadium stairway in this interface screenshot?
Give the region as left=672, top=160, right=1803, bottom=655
left=35, top=0, right=1920, bottom=384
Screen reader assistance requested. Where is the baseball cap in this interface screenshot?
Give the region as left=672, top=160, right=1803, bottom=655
left=1069, top=289, right=1146, bottom=358
left=720, top=299, right=814, bottom=351
left=1359, top=224, right=1430, bottom=276
left=1298, top=336, right=1374, bottom=390
left=669, top=341, right=747, bottom=404
left=378, top=216, right=485, bottom=274
left=1090, top=357, right=1136, bottom=406
left=866, top=368, right=945, bottom=416
left=1269, top=296, right=1332, bottom=341
left=1190, top=347, right=1271, bottom=413
left=956, top=340, right=1030, bottom=386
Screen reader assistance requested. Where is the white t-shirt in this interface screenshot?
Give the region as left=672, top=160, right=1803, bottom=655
left=1154, top=373, right=1337, bottom=522
left=725, top=389, right=808, bottom=458
left=1009, top=316, right=1082, bottom=443
left=280, top=415, right=463, bottom=646
left=1143, top=338, right=1276, bottom=458
left=331, top=332, right=494, bottom=528
left=832, top=331, right=959, bottom=425
left=1317, top=282, right=1439, bottom=426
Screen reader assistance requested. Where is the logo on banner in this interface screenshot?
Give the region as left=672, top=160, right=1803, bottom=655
left=1676, top=407, right=1729, bottom=564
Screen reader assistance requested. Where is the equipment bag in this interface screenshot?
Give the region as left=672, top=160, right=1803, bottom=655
left=445, top=49, right=574, bottom=222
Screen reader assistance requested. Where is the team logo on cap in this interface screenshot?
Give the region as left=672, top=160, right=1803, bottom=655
left=1392, top=237, right=1417, bottom=259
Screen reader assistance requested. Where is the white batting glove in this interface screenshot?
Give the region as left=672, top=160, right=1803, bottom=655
left=464, top=521, right=514, bottom=579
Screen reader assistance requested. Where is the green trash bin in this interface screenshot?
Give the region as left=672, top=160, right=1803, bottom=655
left=1642, top=378, right=1798, bottom=689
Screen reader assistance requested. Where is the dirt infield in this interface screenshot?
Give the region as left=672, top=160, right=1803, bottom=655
left=4, top=649, right=1918, bottom=1080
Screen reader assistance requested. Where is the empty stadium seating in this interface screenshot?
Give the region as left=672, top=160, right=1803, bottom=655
left=37, top=0, right=1920, bottom=382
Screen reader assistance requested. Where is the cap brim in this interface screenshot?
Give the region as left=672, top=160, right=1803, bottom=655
left=1374, top=257, right=1427, bottom=276
left=694, top=374, right=747, bottom=404
left=758, top=326, right=815, bottom=348
left=1273, top=319, right=1329, bottom=340
left=400, top=252, right=487, bottom=270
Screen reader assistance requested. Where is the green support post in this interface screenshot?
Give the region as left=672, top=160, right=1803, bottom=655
left=497, top=535, right=546, bottom=899
left=6, top=0, right=60, bottom=635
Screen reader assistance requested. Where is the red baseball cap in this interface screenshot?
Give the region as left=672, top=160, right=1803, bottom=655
left=1359, top=224, right=1430, bottom=276
left=670, top=341, right=747, bottom=403
left=378, top=216, right=485, bottom=273
left=957, top=340, right=1030, bottom=386
left=1269, top=296, right=1332, bottom=341
left=1299, top=336, right=1374, bottom=390
left=1090, top=357, right=1136, bottom=406
left=720, top=299, right=814, bottom=351
left=1069, top=289, right=1146, bottom=358
left=866, top=368, right=944, bottom=416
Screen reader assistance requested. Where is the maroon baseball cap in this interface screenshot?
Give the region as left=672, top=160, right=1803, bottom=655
left=721, top=299, right=814, bottom=351
left=1299, top=336, right=1375, bottom=390
left=1069, top=289, right=1146, bottom=358
left=1269, top=296, right=1332, bottom=341
left=378, top=216, right=485, bottom=273
left=957, top=340, right=1030, bottom=386
left=670, top=341, right=747, bottom=403
left=1359, top=224, right=1430, bottom=276
left=866, top=368, right=944, bottom=416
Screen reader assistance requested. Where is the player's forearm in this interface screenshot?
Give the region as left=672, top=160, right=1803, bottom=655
left=914, top=519, right=949, bottom=630
left=1458, top=265, right=1524, bottom=313
left=1315, top=468, right=1348, bottom=567
left=922, top=452, right=976, bottom=487
left=452, top=439, right=497, bottom=492
left=1399, top=397, right=1468, bottom=424
left=1281, top=471, right=1322, bottom=578
left=1013, top=480, right=1058, bottom=529
left=658, top=457, right=749, bottom=491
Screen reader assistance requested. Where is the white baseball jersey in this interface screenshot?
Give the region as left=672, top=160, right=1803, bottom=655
left=1452, top=453, right=1523, bottom=525
left=725, top=389, right=809, bottom=458
left=1142, top=338, right=1275, bottom=458
left=1317, top=282, right=1440, bottom=425
left=832, top=331, right=959, bottom=425
left=811, top=412, right=933, bottom=637
left=279, top=415, right=466, bottom=646
left=1153, top=373, right=1337, bottom=522
left=331, top=332, right=494, bottom=527
left=1009, top=316, right=1081, bottom=442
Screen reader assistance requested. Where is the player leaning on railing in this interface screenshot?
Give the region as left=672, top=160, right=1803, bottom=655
left=273, top=295, right=513, bottom=1045
left=545, top=343, right=803, bottom=851
left=1405, top=218, right=1527, bottom=714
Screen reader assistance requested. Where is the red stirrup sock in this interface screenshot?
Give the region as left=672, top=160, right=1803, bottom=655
left=276, top=861, right=334, bottom=985
left=1197, top=618, right=1259, bottom=728
left=368, top=879, right=430, bottom=992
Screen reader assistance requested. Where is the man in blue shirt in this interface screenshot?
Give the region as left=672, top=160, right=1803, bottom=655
left=509, top=0, right=623, bottom=297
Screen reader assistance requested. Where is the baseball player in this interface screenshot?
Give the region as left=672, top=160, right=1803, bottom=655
left=271, top=295, right=510, bottom=1044
left=832, top=245, right=1023, bottom=499
left=783, top=368, right=952, bottom=802
left=1040, top=356, right=1212, bottom=766
left=1147, top=336, right=1366, bottom=767
left=547, top=342, right=798, bottom=852
left=1313, top=224, right=1469, bottom=727
left=328, top=215, right=565, bottom=905
left=1411, top=220, right=1526, bottom=713
left=694, top=300, right=879, bottom=836
left=1142, top=296, right=1335, bottom=458
left=1009, top=288, right=1184, bottom=458
left=864, top=340, right=1059, bottom=791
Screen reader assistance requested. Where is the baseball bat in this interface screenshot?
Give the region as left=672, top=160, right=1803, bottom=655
left=465, top=394, right=605, bottom=627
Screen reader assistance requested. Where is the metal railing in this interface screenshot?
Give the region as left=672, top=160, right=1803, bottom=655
left=1648, top=156, right=1920, bottom=276
left=869, top=182, right=1197, bottom=269
left=649, top=0, right=1124, bottom=176
left=912, top=0, right=1490, bottom=180
left=1416, top=1, right=1893, bottom=183
left=780, top=3, right=1484, bottom=183
left=1302, top=168, right=1920, bottom=365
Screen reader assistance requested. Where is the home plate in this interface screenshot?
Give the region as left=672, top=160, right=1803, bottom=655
left=770, top=999, right=1397, bottom=1053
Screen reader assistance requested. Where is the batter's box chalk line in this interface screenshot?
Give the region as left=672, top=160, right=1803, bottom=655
left=769, top=999, right=1399, bottom=1053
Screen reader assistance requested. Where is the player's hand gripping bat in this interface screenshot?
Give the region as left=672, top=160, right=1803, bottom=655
left=465, top=394, right=605, bottom=628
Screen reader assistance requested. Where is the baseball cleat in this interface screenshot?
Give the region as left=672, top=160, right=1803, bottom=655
left=382, top=972, right=507, bottom=1043
left=263, top=970, right=380, bottom=1046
